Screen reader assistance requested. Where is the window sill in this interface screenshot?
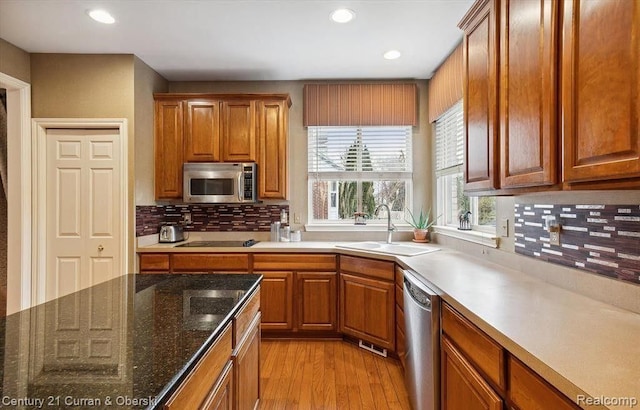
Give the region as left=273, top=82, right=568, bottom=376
left=433, top=225, right=499, bottom=248
left=305, top=223, right=414, bottom=232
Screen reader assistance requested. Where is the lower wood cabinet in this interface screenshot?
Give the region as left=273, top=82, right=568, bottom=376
left=233, top=312, right=261, bottom=410
left=163, top=285, right=261, bottom=410
left=339, top=272, right=395, bottom=351
left=297, top=272, right=337, bottom=331
left=254, top=254, right=337, bottom=334
left=509, top=356, right=580, bottom=410
left=442, top=302, right=580, bottom=410
left=339, top=255, right=395, bottom=352
left=138, top=253, right=249, bottom=273
left=395, top=265, right=406, bottom=367
left=164, top=324, right=233, bottom=409
left=441, top=336, right=503, bottom=410
left=201, top=362, right=233, bottom=410
left=259, top=272, right=294, bottom=331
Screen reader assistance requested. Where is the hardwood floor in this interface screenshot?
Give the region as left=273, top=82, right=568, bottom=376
left=259, top=340, right=411, bottom=410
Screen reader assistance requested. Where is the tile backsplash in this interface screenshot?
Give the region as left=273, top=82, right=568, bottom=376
left=514, top=204, right=640, bottom=285
left=136, top=204, right=289, bottom=236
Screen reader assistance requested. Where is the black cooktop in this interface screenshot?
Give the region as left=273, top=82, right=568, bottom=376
left=176, top=239, right=259, bottom=248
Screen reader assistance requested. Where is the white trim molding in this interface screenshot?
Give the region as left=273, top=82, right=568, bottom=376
left=433, top=225, right=499, bottom=248
left=0, top=72, right=32, bottom=315
left=31, top=118, right=129, bottom=306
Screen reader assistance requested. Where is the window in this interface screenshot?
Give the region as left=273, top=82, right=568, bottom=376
left=435, top=101, right=496, bottom=231
left=308, top=126, right=413, bottom=224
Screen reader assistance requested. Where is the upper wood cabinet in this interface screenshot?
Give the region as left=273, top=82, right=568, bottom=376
left=561, top=0, right=640, bottom=188
left=221, top=100, right=257, bottom=162
left=460, top=0, right=638, bottom=194
left=155, top=100, right=184, bottom=199
left=499, top=0, right=559, bottom=189
left=184, top=100, right=221, bottom=162
left=459, top=0, right=500, bottom=193
left=154, top=94, right=291, bottom=200
left=257, top=100, right=289, bottom=199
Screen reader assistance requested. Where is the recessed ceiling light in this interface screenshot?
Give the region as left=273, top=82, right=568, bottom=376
left=87, top=9, right=115, bottom=24
left=330, top=8, right=356, bottom=23
left=383, top=50, right=402, bottom=60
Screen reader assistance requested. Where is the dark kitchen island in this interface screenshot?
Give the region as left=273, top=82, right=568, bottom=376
left=0, top=273, right=262, bottom=409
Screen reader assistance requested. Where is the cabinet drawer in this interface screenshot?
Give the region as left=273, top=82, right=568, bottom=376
left=340, top=255, right=394, bottom=281
left=165, top=323, right=232, bottom=409
left=253, top=253, right=336, bottom=271
left=233, top=288, right=260, bottom=348
left=172, top=253, right=249, bottom=272
left=442, top=303, right=505, bottom=391
left=139, top=254, right=170, bottom=272
left=509, top=356, right=579, bottom=410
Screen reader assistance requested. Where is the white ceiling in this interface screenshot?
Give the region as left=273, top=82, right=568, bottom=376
left=0, top=0, right=473, bottom=81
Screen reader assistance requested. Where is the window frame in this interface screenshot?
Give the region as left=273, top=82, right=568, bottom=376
left=434, top=100, right=496, bottom=236
left=307, top=125, right=414, bottom=227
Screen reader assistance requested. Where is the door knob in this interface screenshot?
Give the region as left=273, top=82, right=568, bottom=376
left=98, top=245, right=104, bottom=252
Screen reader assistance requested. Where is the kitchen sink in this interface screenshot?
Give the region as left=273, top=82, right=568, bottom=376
left=336, top=241, right=440, bottom=257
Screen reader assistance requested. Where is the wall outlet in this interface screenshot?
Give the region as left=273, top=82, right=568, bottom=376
left=499, top=218, right=509, bottom=237
left=294, top=213, right=301, bottom=224
left=183, top=212, right=192, bottom=224
left=549, top=229, right=560, bottom=246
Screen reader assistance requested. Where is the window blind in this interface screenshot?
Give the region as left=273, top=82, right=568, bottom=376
left=435, top=100, right=464, bottom=173
left=308, top=126, right=412, bottom=179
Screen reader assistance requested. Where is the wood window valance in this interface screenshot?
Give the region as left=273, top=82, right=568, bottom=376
left=428, top=43, right=463, bottom=123
left=303, top=83, right=417, bottom=127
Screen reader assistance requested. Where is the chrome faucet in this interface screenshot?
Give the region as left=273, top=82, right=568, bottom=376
left=374, top=204, right=396, bottom=244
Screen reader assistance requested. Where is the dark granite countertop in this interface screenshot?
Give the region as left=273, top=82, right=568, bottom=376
left=0, top=273, right=261, bottom=409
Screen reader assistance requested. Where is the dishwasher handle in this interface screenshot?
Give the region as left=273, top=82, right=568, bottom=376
left=403, top=269, right=438, bottom=311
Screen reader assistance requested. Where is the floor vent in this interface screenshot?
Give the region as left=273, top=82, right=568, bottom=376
left=358, top=340, right=388, bottom=357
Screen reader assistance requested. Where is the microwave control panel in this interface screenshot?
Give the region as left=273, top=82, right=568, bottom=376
left=243, top=165, right=256, bottom=200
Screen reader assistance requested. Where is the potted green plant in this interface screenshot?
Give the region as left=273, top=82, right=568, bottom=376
left=405, top=207, right=436, bottom=242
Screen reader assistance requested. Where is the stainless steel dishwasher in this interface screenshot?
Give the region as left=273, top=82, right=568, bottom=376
left=403, top=269, right=440, bottom=410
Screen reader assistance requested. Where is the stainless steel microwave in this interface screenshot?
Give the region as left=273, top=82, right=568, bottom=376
left=183, top=162, right=257, bottom=203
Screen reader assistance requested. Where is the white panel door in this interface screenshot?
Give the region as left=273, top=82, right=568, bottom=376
left=45, top=129, right=121, bottom=301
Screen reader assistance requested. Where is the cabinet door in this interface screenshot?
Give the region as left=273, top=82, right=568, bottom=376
left=339, top=272, right=395, bottom=351
left=184, top=100, right=221, bottom=162
left=500, top=0, right=558, bottom=189
left=562, top=0, right=640, bottom=185
left=297, top=272, right=337, bottom=331
left=257, top=100, right=288, bottom=199
left=221, top=100, right=257, bottom=162
left=233, top=313, right=261, bottom=410
left=460, top=0, right=500, bottom=192
left=441, top=337, right=503, bottom=410
left=155, top=100, right=184, bottom=199
left=202, top=362, right=234, bottom=410
left=259, top=271, right=294, bottom=330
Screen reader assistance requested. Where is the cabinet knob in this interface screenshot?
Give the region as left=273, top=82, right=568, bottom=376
left=98, top=245, right=104, bottom=252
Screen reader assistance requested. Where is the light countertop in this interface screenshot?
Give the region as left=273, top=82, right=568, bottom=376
left=138, top=240, right=640, bottom=409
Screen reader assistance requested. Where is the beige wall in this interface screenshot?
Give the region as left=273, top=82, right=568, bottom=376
left=134, top=57, right=168, bottom=206
left=31, top=53, right=137, bottom=270
left=168, top=80, right=431, bottom=232
left=0, top=38, right=30, bottom=83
